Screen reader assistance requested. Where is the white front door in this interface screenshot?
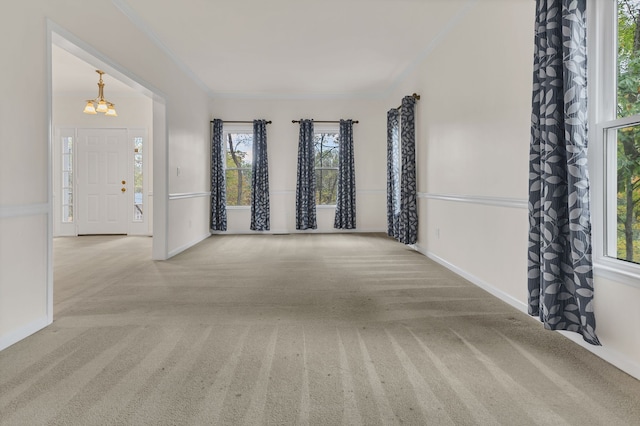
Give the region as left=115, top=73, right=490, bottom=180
left=77, top=129, right=129, bottom=235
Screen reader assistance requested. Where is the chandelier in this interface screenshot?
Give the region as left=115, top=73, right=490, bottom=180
left=83, top=70, right=117, bottom=116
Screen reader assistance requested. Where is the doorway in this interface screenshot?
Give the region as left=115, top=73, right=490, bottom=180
left=49, top=24, right=169, bottom=264
left=18, top=22, right=171, bottom=347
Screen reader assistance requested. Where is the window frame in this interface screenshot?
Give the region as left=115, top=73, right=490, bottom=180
left=223, top=124, right=253, bottom=209
left=313, top=124, right=340, bottom=207
left=590, top=0, right=640, bottom=287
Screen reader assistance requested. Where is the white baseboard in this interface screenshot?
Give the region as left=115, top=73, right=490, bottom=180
left=557, top=331, right=640, bottom=380
left=167, top=233, right=211, bottom=258
left=0, top=316, right=51, bottom=351
left=413, top=244, right=640, bottom=381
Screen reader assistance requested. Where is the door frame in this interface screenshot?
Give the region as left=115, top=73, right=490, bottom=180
left=49, top=23, right=168, bottom=255
left=53, top=127, right=150, bottom=237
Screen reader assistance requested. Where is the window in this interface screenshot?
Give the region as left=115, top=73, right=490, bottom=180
left=225, top=130, right=253, bottom=206
left=61, top=135, right=73, bottom=223
left=611, top=0, right=640, bottom=263
left=390, top=118, right=400, bottom=218
left=314, top=131, right=339, bottom=205
left=133, top=137, right=143, bottom=221
left=592, top=0, right=640, bottom=280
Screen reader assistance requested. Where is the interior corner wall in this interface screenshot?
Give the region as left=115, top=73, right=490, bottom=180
left=211, top=98, right=387, bottom=234
left=386, top=0, right=640, bottom=379
left=0, top=1, right=212, bottom=350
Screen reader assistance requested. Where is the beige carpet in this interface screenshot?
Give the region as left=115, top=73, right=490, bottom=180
left=1, top=233, right=639, bottom=425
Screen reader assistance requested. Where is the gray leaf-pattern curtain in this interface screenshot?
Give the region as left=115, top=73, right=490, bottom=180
left=210, top=119, right=227, bottom=231
left=296, top=119, right=317, bottom=230
left=387, top=109, right=401, bottom=238
left=334, top=120, right=356, bottom=229
left=251, top=120, right=270, bottom=231
left=398, top=96, right=418, bottom=245
left=528, top=0, right=599, bottom=345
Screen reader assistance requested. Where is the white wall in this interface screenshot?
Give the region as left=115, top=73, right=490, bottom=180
left=53, top=95, right=153, bottom=130
left=211, top=98, right=387, bottom=233
left=388, top=0, right=532, bottom=296
left=0, top=1, right=212, bottom=350
left=387, top=0, right=640, bottom=379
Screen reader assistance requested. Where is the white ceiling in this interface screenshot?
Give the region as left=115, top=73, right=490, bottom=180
left=52, top=45, right=136, bottom=96
left=53, top=0, right=489, bottom=99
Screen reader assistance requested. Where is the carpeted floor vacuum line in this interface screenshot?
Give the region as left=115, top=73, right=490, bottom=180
left=0, top=233, right=639, bottom=425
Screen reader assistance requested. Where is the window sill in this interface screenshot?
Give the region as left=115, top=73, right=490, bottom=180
left=226, top=206, right=250, bottom=210
left=594, top=258, right=640, bottom=290
left=316, top=205, right=336, bottom=209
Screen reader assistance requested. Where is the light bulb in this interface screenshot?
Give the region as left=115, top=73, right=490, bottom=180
left=105, top=104, right=118, bottom=117
left=96, top=100, right=108, bottom=113
left=83, top=101, right=97, bottom=114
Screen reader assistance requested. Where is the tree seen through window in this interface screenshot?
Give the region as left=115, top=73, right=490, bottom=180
left=225, top=133, right=253, bottom=206
left=616, top=0, right=640, bottom=263
left=314, top=132, right=339, bottom=205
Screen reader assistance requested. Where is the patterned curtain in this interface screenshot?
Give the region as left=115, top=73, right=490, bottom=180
left=334, top=120, right=356, bottom=229
left=251, top=120, right=270, bottom=231
left=296, top=119, right=317, bottom=230
left=528, top=0, right=599, bottom=345
left=386, top=109, right=400, bottom=238
left=210, top=119, right=227, bottom=231
left=398, top=96, right=418, bottom=245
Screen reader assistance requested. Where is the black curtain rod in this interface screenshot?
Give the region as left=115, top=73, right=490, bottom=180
left=395, top=93, right=421, bottom=110
left=291, top=120, right=359, bottom=124
left=210, top=120, right=272, bottom=124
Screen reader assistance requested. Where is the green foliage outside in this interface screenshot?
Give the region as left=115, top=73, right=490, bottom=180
left=226, top=133, right=253, bottom=206
left=616, top=1, right=640, bottom=262
left=134, top=138, right=143, bottom=191
left=223, top=131, right=340, bottom=207
left=314, top=133, right=339, bottom=205
left=133, top=137, right=144, bottom=220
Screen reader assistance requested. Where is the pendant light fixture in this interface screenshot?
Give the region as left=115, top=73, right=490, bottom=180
left=83, top=70, right=117, bottom=116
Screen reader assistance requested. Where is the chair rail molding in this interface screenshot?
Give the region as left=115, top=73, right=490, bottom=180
left=168, top=192, right=211, bottom=200
left=418, top=193, right=527, bottom=209
left=0, top=203, right=49, bottom=219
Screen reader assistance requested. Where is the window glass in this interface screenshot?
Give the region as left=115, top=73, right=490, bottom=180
left=391, top=121, right=400, bottom=215
left=609, top=2, right=640, bottom=263
left=314, top=132, right=339, bottom=205
left=225, top=132, right=253, bottom=206
left=617, top=0, right=640, bottom=118
left=61, top=136, right=73, bottom=223
left=133, top=137, right=143, bottom=221
left=605, top=124, right=640, bottom=263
